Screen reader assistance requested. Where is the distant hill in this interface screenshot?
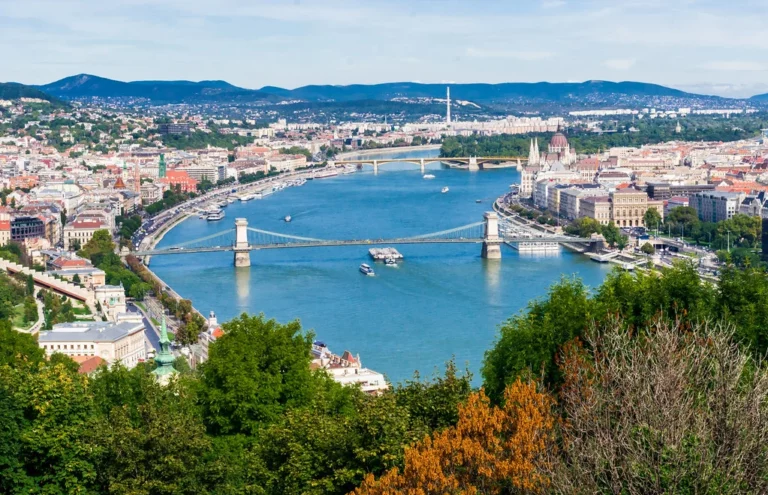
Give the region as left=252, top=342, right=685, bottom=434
left=37, top=74, right=280, bottom=104
left=259, top=80, right=697, bottom=103
left=749, top=92, right=768, bottom=102
left=34, top=74, right=738, bottom=109
left=0, top=82, right=62, bottom=104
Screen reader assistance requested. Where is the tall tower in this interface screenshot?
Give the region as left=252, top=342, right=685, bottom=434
left=446, top=87, right=451, bottom=124
left=528, top=139, right=538, bottom=166
left=158, top=153, right=166, bottom=178
left=133, top=162, right=141, bottom=194
left=152, top=316, right=178, bottom=385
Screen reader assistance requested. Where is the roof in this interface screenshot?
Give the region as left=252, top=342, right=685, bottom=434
left=71, top=355, right=106, bottom=374
left=582, top=195, right=611, bottom=203
left=39, top=321, right=144, bottom=343
left=69, top=220, right=104, bottom=229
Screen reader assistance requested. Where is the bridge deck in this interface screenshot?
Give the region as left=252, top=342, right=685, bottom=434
left=135, top=236, right=594, bottom=256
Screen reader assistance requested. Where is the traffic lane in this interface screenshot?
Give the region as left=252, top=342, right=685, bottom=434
left=127, top=302, right=160, bottom=350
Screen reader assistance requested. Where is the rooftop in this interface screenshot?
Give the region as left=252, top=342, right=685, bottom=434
left=39, top=321, right=143, bottom=343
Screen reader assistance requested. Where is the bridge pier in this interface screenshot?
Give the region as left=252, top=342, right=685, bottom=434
left=481, top=211, right=502, bottom=259
left=373, top=160, right=378, bottom=175
left=234, top=218, right=251, bottom=267
left=468, top=156, right=480, bottom=172
left=420, top=158, right=425, bottom=174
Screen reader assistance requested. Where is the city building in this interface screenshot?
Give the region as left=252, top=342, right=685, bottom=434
left=63, top=219, right=107, bottom=250
left=159, top=170, right=198, bottom=193
left=11, top=215, right=45, bottom=242
left=38, top=320, right=146, bottom=369
left=266, top=154, right=307, bottom=172
left=157, top=122, right=191, bottom=135
left=580, top=196, right=612, bottom=225
left=94, top=284, right=127, bottom=322
left=311, top=342, right=388, bottom=395
left=140, top=181, right=165, bottom=204
left=690, top=191, right=746, bottom=223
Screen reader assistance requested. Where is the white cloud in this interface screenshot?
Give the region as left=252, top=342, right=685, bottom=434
left=603, top=58, right=636, bottom=70
left=465, top=48, right=555, bottom=61
left=698, top=61, right=768, bottom=71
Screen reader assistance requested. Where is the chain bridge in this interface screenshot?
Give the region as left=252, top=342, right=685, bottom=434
left=134, top=213, right=596, bottom=267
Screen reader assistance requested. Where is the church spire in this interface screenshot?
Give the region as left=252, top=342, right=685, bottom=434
left=152, top=316, right=177, bottom=385
left=528, top=139, right=536, bottom=165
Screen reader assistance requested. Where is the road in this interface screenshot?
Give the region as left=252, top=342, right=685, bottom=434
left=127, top=301, right=160, bottom=351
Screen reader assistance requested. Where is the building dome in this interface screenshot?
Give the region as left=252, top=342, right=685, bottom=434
left=550, top=132, right=569, bottom=149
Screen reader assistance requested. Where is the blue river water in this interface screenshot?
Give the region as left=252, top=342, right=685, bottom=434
left=151, top=148, right=611, bottom=384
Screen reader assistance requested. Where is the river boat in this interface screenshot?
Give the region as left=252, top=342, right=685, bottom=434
left=217, top=200, right=228, bottom=208
left=240, top=194, right=256, bottom=202
left=207, top=209, right=225, bottom=221
left=441, top=186, right=450, bottom=194
left=227, top=197, right=237, bottom=203
left=284, top=215, right=292, bottom=223
left=423, top=174, right=436, bottom=179
left=314, top=169, right=339, bottom=179
left=384, top=258, right=397, bottom=266
left=359, top=263, right=375, bottom=276
left=476, top=199, right=482, bottom=203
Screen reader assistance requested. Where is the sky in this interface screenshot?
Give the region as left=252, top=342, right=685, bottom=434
left=3, top=0, right=768, bottom=97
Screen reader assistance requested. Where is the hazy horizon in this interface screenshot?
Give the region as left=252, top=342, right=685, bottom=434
left=3, top=0, right=768, bottom=98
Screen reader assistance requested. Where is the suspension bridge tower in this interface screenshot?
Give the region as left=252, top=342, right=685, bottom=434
left=481, top=211, right=502, bottom=259
left=234, top=218, right=250, bottom=267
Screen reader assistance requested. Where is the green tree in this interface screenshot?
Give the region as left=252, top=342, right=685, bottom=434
left=22, top=296, right=37, bottom=324
left=643, top=207, right=662, bottom=231
left=665, top=206, right=699, bottom=233
left=0, top=363, right=97, bottom=493
left=197, top=313, right=323, bottom=435
left=0, top=319, right=44, bottom=367
left=25, top=274, right=34, bottom=296
left=482, top=277, right=594, bottom=401
left=90, top=371, right=218, bottom=494
left=641, top=242, right=655, bottom=255
left=601, top=222, right=621, bottom=247
left=78, top=229, right=115, bottom=261
left=617, top=234, right=629, bottom=250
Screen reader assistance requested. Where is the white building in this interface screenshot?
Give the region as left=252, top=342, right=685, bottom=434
left=38, top=320, right=147, bottom=369
left=95, top=284, right=127, bottom=321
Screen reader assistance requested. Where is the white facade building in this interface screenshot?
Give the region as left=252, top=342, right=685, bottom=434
left=38, top=321, right=147, bottom=369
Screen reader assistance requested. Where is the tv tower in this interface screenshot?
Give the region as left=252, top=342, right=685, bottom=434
left=446, top=86, right=451, bottom=124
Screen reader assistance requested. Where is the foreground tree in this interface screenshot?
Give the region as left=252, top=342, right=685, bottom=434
left=197, top=313, right=324, bottom=435
left=483, top=277, right=594, bottom=400
left=354, top=379, right=554, bottom=495
left=552, top=316, right=768, bottom=494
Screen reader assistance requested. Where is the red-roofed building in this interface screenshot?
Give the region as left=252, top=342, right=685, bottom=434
left=50, top=254, right=91, bottom=270
left=0, top=220, right=9, bottom=246
left=159, top=170, right=198, bottom=193
left=63, top=218, right=107, bottom=251
left=71, top=355, right=107, bottom=374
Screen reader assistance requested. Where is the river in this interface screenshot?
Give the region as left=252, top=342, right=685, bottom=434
left=151, top=148, right=611, bottom=384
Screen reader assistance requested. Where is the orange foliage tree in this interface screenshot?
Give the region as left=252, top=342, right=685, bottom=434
left=353, top=379, right=554, bottom=495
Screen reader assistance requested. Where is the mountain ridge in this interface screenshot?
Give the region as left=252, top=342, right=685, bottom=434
left=23, top=74, right=759, bottom=106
